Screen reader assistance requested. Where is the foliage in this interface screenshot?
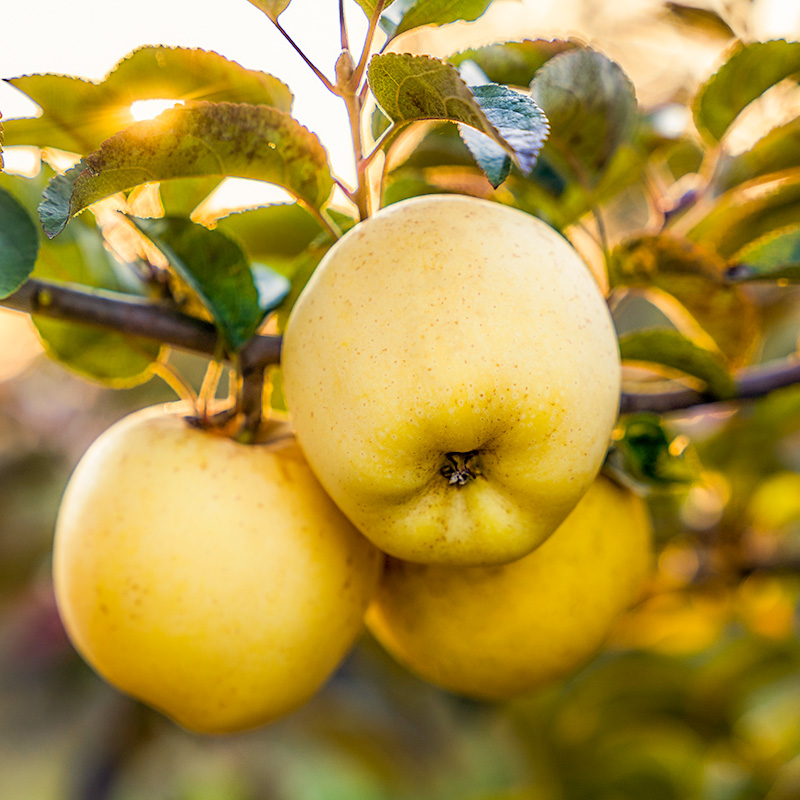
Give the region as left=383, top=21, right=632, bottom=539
left=0, top=187, right=38, bottom=296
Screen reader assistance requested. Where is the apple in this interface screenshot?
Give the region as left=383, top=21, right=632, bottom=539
left=282, top=194, right=621, bottom=566
left=366, top=475, right=653, bottom=699
left=52, top=404, right=383, bottom=734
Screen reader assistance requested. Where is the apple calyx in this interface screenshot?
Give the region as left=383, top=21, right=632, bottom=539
left=441, top=451, right=480, bottom=487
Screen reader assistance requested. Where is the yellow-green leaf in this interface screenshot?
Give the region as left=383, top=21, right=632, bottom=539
left=387, top=0, right=495, bottom=38
left=619, top=327, right=736, bottom=400
left=33, top=221, right=161, bottom=386
left=1, top=168, right=161, bottom=385
left=354, top=0, right=401, bottom=16
left=33, top=316, right=160, bottom=387
left=728, top=228, right=800, bottom=282
left=693, top=39, right=800, bottom=144
left=530, top=48, right=637, bottom=183
left=661, top=2, right=736, bottom=40
left=368, top=53, right=538, bottom=175
left=716, top=118, right=800, bottom=193
left=688, top=176, right=800, bottom=258
left=40, top=102, right=333, bottom=238
left=4, top=46, right=292, bottom=154
left=448, top=39, right=578, bottom=88
left=245, top=0, right=292, bottom=20
left=610, top=235, right=759, bottom=366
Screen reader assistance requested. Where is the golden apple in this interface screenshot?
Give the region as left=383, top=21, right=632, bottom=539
left=53, top=405, right=383, bottom=734
left=366, top=475, right=652, bottom=699
left=282, top=194, right=621, bottom=566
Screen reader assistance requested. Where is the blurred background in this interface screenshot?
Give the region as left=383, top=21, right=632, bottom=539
left=2, top=1, right=800, bottom=798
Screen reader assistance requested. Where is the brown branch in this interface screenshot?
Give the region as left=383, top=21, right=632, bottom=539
left=3, top=279, right=800, bottom=415
left=621, top=357, right=800, bottom=414
left=1, top=278, right=281, bottom=373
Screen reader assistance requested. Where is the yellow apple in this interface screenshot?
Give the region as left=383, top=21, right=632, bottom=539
left=366, top=475, right=652, bottom=699
left=53, top=404, right=383, bottom=734
left=282, top=194, right=621, bottom=566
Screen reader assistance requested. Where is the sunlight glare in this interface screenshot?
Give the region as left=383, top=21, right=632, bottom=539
left=195, top=178, right=295, bottom=221
left=1, top=146, right=42, bottom=177
left=129, top=99, right=184, bottom=122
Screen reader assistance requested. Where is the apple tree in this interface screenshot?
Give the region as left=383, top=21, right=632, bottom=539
left=1, top=0, right=799, bottom=797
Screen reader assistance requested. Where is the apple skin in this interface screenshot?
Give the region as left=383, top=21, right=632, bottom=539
left=365, top=475, right=652, bottom=699
left=52, top=405, right=383, bottom=734
left=282, top=194, right=621, bottom=566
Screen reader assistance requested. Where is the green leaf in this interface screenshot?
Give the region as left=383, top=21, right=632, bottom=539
left=530, top=48, right=637, bottom=183
left=606, top=414, right=700, bottom=488
left=130, top=216, right=285, bottom=352
left=39, top=102, right=334, bottom=238
left=727, top=228, right=800, bottom=282
left=610, top=235, right=759, bottom=366
left=29, top=212, right=161, bottom=386
left=3, top=46, right=293, bottom=154
left=34, top=313, right=160, bottom=387
left=459, top=133, right=510, bottom=187
left=0, top=187, right=40, bottom=297
left=0, top=114, right=4, bottom=171
left=383, top=0, right=495, bottom=38
left=693, top=39, right=800, bottom=143
left=448, top=39, right=578, bottom=87
left=158, top=177, right=224, bottom=218
left=371, top=104, right=393, bottom=142
left=245, top=0, right=292, bottom=20
left=368, top=53, right=538, bottom=176
left=715, top=118, right=800, bottom=193
left=459, top=84, right=548, bottom=187
left=216, top=203, right=339, bottom=276
left=687, top=176, right=800, bottom=258
left=619, top=328, right=736, bottom=399
left=368, top=53, right=488, bottom=125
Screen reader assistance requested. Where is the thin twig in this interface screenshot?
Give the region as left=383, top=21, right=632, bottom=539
left=362, top=121, right=399, bottom=169
left=333, top=176, right=357, bottom=202
left=152, top=359, right=199, bottom=410
left=198, top=358, right=225, bottom=420
left=271, top=18, right=337, bottom=95
left=308, top=204, right=343, bottom=240
left=343, top=89, right=369, bottom=219
left=339, top=0, right=350, bottom=52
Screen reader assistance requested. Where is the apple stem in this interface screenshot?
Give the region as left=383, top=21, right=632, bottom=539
left=230, top=361, right=267, bottom=443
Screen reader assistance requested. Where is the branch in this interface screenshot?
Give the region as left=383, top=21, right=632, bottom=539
left=3, top=279, right=800, bottom=414
left=2, top=279, right=281, bottom=373
left=620, top=357, right=800, bottom=414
